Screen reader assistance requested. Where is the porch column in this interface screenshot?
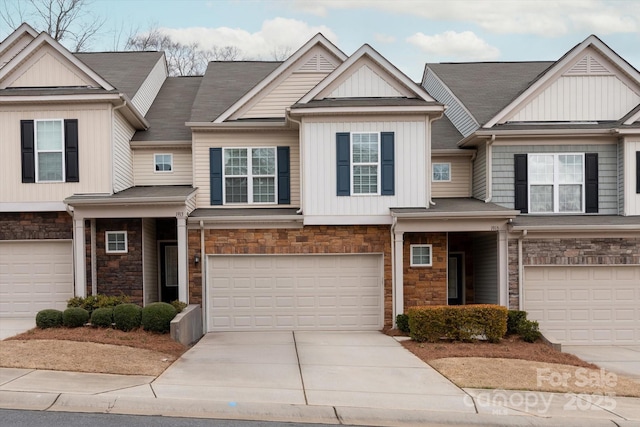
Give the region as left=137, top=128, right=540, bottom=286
left=73, top=218, right=86, bottom=298
left=177, top=216, right=188, bottom=303
left=498, top=229, right=509, bottom=307
left=393, top=230, right=404, bottom=323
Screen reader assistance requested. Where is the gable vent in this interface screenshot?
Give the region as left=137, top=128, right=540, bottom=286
left=565, top=53, right=613, bottom=75
left=298, top=53, right=336, bottom=73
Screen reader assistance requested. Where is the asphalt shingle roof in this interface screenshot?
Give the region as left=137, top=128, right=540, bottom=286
left=431, top=114, right=463, bottom=150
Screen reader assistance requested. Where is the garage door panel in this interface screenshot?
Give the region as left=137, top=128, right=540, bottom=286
left=208, top=254, right=383, bottom=331
left=524, top=265, right=640, bottom=345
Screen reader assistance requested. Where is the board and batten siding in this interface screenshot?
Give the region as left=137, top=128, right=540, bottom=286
left=131, top=57, right=167, bottom=116
left=142, top=218, right=158, bottom=306
left=491, top=142, right=618, bottom=214
left=328, top=63, right=405, bottom=98
left=507, top=76, right=640, bottom=122
left=241, top=72, right=328, bottom=119
left=303, top=119, right=427, bottom=221
left=192, top=130, right=300, bottom=207
left=133, top=148, right=192, bottom=186
left=472, top=142, right=487, bottom=200
left=6, top=47, right=93, bottom=88
left=112, top=111, right=135, bottom=193
left=0, top=104, right=112, bottom=203
left=431, top=156, right=472, bottom=198
left=624, top=139, right=640, bottom=215
left=472, top=233, right=498, bottom=304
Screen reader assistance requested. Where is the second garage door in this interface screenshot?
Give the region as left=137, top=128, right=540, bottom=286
left=207, top=254, right=383, bottom=331
left=524, top=265, right=640, bottom=345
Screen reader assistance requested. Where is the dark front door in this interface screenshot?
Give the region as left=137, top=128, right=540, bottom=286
left=160, top=242, right=178, bottom=303
left=448, top=253, right=464, bottom=305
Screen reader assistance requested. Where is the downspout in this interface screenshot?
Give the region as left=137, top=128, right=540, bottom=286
left=484, top=134, right=495, bottom=203
left=390, top=214, right=397, bottom=327
left=427, top=113, right=444, bottom=207
left=286, top=109, right=303, bottom=215
left=200, top=220, right=206, bottom=330
left=518, top=229, right=527, bottom=311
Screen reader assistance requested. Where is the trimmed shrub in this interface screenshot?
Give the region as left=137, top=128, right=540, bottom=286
left=113, top=303, right=142, bottom=332
left=396, top=313, right=410, bottom=333
left=170, top=300, right=188, bottom=314
left=507, top=310, right=527, bottom=335
left=408, top=305, right=508, bottom=343
left=518, top=319, right=542, bottom=343
left=66, top=294, right=131, bottom=314
left=36, top=309, right=63, bottom=329
left=62, top=307, right=90, bottom=328
left=91, top=307, right=114, bottom=328
left=141, top=302, right=177, bottom=333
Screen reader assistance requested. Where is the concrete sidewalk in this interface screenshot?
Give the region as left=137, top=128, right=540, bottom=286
left=563, top=345, right=640, bottom=380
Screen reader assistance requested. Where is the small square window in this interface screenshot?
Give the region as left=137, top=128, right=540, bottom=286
left=432, top=163, right=451, bottom=182
left=106, top=231, right=127, bottom=253
left=410, top=244, right=432, bottom=267
left=154, top=154, right=173, bottom=172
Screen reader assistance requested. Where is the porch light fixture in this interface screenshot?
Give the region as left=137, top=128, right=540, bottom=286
left=194, top=253, right=200, bottom=264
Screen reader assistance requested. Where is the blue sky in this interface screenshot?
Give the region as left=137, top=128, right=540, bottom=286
left=3, top=0, right=639, bottom=80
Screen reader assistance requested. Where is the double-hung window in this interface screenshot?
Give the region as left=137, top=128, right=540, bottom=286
left=352, top=132, right=379, bottom=195
left=35, top=120, right=65, bottom=182
left=223, top=147, right=276, bottom=204
left=528, top=153, right=584, bottom=213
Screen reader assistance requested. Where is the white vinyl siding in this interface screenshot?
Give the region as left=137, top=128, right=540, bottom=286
left=131, top=57, right=167, bottom=116
left=142, top=218, right=158, bottom=306
left=0, top=104, right=112, bottom=204
left=472, top=233, right=498, bottom=304
left=133, top=149, right=192, bottom=186
left=432, top=156, right=472, bottom=198
left=192, top=130, right=299, bottom=208
left=6, top=47, right=94, bottom=88
left=113, top=110, right=135, bottom=192
left=303, top=119, right=427, bottom=222
left=328, top=64, right=403, bottom=98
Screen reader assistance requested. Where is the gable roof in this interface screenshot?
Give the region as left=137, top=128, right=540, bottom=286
left=431, top=114, right=463, bottom=150
left=75, top=51, right=164, bottom=100
left=190, top=61, right=280, bottom=123
left=0, top=23, right=38, bottom=66
left=623, top=103, right=640, bottom=126
left=132, top=76, right=202, bottom=142
left=426, top=61, right=553, bottom=126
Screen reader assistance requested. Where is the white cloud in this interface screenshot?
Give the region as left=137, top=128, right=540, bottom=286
left=160, top=17, right=338, bottom=60
left=292, top=0, right=639, bottom=37
left=374, top=33, right=396, bottom=44
left=407, top=31, right=500, bottom=61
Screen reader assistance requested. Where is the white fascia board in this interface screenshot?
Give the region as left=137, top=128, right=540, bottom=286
left=299, top=44, right=435, bottom=104
left=484, top=35, right=640, bottom=128
left=65, top=196, right=191, bottom=206
left=0, top=93, right=121, bottom=103
left=0, top=23, right=38, bottom=57
left=0, top=32, right=114, bottom=90
left=213, top=34, right=347, bottom=124
left=303, top=215, right=392, bottom=225
left=391, top=210, right=519, bottom=219
left=614, top=128, right=640, bottom=135
left=289, top=105, right=444, bottom=116
left=623, top=109, right=640, bottom=125
left=186, top=121, right=288, bottom=129
left=130, top=140, right=192, bottom=148
left=474, top=128, right=614, bottom=137
left=431, top=149, right=476, bottom=156
left=511, top=224, right=640, bottom=232
left=0, top=202, right=67, bottom=212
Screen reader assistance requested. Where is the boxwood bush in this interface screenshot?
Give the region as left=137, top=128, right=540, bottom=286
left=507, top=310, right=541, bottom=343
left=91, top=307, right=114, bottom=328
left=67, top=294, right=131, bottom=314
left=395, top=313, right=410, bottom=333
left=113, top=303, right=142, bottom=332
left=62, top=307, right=90, bottom=328
left=141, top=302, right=177, bottom=333
left=170, top=300, right=187, bottom=314
left=35, top=309, right=63, bottom=329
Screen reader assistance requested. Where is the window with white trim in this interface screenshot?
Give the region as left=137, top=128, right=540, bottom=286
left=528, top=153, right=584, bottom=213
left=432, top=163, right=451, bottom=182
left=223, top=147, right=276, bottom=204
left=410, top=244, right=432, bottom=267
left=35, top=119, right=64, bottom=182
left=106, top=231, right=127, bottom=253
left=352, top=132, right=379, bottom=194
left=154, top=153, right=173, bottom=172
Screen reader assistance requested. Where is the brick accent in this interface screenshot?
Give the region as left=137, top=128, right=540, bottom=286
left=402, top=233, right=447, bottom=309
left=508, top=236, right=640, bottom=309
left=0, top=212, right=72, bottom=240
left=188, top=226, right=392, bottom=326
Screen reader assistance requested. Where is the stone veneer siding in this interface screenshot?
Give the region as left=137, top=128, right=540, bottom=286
left=188, top=225, right=393, bottom=326
left=402, top=233, right=447, bottom=309
left=0, top=212, right=72, bottom=240
left=508, top=237, right=640, bottom=309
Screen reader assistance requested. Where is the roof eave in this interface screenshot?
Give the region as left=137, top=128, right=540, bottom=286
left=65, top=195, right=192, bottom=206
left=187, top=215, right=304, bottom=224
left=288, top=105, right=444, bottom=116
left=187, top=121, right=289, bottom=130
left=392, top=210, right=519, bottom=219
left=511, top=224, right=640, bottom=232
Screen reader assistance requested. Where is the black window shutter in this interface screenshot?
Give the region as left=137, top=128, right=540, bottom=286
left=210, top=148, right=223, bottom=205
left=380, top=132, right=395, bottom=195
left=636, top=151, right=640, bottom=194
left=336, top=132, right=350, bottom=196
left=514, top=154, right=528, bottom=213
left=585, top=153, right=598, bottom=213
left=20, top=120, right=35, bottom=183
left=277, top=146, right=290, bottom=204
left=64, top=119, right=79, bottom=182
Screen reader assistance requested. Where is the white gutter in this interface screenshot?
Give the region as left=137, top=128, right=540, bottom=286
left=485, top=134, right=495, bottom=203
left=187, top=215, right=304, bottom=224
left=518, top=229, right=527, bottom=311
left=392, top=210, right=519, bottom=219
left=285, top=108, right=304, bottom=215
left=186, top=121, right=287, bottom=129
left=289, top=105, right=445, bottom=116
left=390, top=215, right=397, bottom=327
left=428, top=112, right=444, bottom=207
left=200, top=220, right=206, bottom=331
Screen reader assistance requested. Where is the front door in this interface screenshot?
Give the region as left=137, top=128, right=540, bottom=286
left=160, top=242, right=178, bottom=303
left=448, top=253, right=464, bottom=305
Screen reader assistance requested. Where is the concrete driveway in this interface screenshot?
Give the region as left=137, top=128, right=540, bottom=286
left=0, top=318, right=35, bottom=340
left=152, top=331, right=472, bottom=412
left=563, top=345, right=640, bottom=380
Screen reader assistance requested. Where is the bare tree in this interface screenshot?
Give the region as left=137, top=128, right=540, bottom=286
left=1, top=0, right=104, bottom=52
left=270, top=45, right=292, bottom=61
left=209, top=45, right=242, bottom=61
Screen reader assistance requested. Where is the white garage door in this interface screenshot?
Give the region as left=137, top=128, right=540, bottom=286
left=524, top=265, right=640, bottom=345
left=207, top=254, right=383, bottom=331
left=0, top=241, right=74, bottom=318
